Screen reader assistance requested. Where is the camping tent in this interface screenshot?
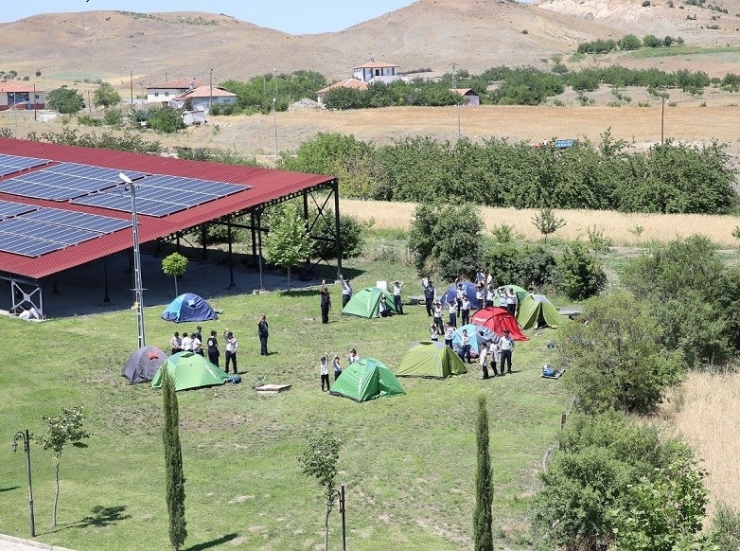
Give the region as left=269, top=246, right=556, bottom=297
left=330, top=358, right=405, bottom=401
left=493, top=284, right=529, bottom=307
left=122, top=345, right=168, bottom=384
left=441, top=281, right=482, bottom=309
left=151, top=351, right=228, bottom=391
left=451, top=324, right=500, bottom=357
left=518, top=294, right=561, bottom=329
left=471, top=307, right=528, bottom=341
left=161, top=293, right=217, bottom=323
left=396, top=341, right=467, bottom=378
left=342, top=287, right=399, bottom=318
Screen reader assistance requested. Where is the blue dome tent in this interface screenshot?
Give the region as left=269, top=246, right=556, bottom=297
left=441, top=281, right=482, bottom=310
left=162, top=293, right=217, bottom=323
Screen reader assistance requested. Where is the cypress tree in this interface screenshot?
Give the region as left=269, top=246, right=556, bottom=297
left=162, top=369, right=187, bottom=551
left=474, top=395, right=494, bottom=551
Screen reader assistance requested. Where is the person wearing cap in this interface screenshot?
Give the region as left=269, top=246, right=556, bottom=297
left=379, top=295, right=391, bottom=317
left=433, top=300, right=444, bottom=333
left=423, top=280, right=436, bottom=316
left=332, top=355, right=343, bottom=381
left=340, top=273, right=353, bottom=308
left=443, top=322, right=455, bottom=349
left=500, top=329, right=515, bottom=374
left=392, top=280, right=404, bottom=315
left=258, top=314, right=269, bottom=356
left=319, top=355, right=330, bottom=391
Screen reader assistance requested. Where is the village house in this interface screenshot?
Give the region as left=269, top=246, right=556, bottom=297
left=451, top=88, right=481, bottom=106
left=315, top=78, right=368, bottom=108
left=353, top=60, right=400, bottom=83
left=0, top=82, right=45, bottom=111
left=145, top=78, right=208, bottom=104
left=170, top=85, right=237, bottom=113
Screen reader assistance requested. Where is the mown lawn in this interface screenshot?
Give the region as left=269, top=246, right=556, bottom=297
left=0, top=243, right=572, bottom=550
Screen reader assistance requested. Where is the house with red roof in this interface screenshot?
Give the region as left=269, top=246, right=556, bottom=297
left=146, top=78, right=208, bottom=104
left=170, top=85, right=237, bottom=113
left=0, top=82, right=45, bottom=111
left=316, top=78, right=368, bottom=108
left=353, top=60, right=400, bottom=83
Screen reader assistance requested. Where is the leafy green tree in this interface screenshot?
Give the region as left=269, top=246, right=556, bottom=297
left=711, top=502, right=740, bottom=550
left=162, top=253, right=188, bottom=297
left=409, top=203, right=483, bottom=281
left=103, top=108, right=123, bottom=126
left=262, top=203, right=311, bottom=290
left=309, top=210, right=367, bottom=260
left=555, top=242, right=607, bottom=300
left=298, top=433, right=341, bottom=551
left=531, top=208, right=566, bottom=243
left=147, top=106, right=185, bottom=133
left=93, top=83, right=121, bottom=109
left=162, top=369, right=187, bottom=551
left=643, top=34, right=662, bottom=47
left=558, top=289, right=684, bottom=414
left=37, top=406, right=89, bottom=527
left=619, top=34, right=642, bottom=50
left=46, top=86, right=84, bottom=114
left=482, top=243, right=556, bottom=288
left=473, top=396, right=494, bottom=551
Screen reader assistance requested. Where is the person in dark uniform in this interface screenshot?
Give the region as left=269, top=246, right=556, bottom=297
left=424, top=281, right=435, bottom=317
left=320, top=280, right=331, bottom=324
left=207, top=330, right=220, bottom=367
left=258, top=314, right=269, bottom=356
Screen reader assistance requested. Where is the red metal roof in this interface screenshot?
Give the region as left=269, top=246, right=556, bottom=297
left=0, top=138, right=335, bottom=280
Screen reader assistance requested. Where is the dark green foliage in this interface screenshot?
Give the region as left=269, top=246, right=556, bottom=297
left=93, top=83, right=121, bottom=109
left=162, top=369, right=187, bottom=551
left=323, top=87, right=367, bottom=110
left=643, top=34, right=662, bottom=47
left=531, top=208, right=566, bottom=242
left=711, top=502, right=740, bottom=550
left=47, top=86, right=84, bottom=114
left=221, top=70, right=327, bottom=114
left=473, top=396, right=493, bottom=551
left=555, top=242, right=606, bottom=300
left=618, top=34, right=642, bottom=50
left=481, top=243, right=556, bottom=288
left=577, top=38, right=617, bottom=54
left=309, top=209, right=366, bottom=260
left=621, top=235, right=733, bottom=367
left=27, top=127, right=161, bottom=154
left=323, top=79, right=459, bottom=110
left=490, top=68, right=564, bottom=105
left=409, top=203, right=483, bottom=280
left=558, top=290, right=684, bottom=414
left=103, top=108, right=123, bottom=126
left=533, top=412, right=708, bottom=551
left=78, top=114, right=103, bottom=127
left=147, top=106, right=185, bottom=133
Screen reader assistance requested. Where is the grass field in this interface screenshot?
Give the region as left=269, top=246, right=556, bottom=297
left=0, top=239, right=571, bottom=551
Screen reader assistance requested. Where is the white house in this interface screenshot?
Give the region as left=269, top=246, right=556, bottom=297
left=316, top=78, right=368, bottom=108
left=451, top=88, right=481, bottom=106
left=0, top=82, right=45, bottom=111
left=146, top=78, right=207, bottom=104
left=170, top=85, right=237, bottom=113
left=353, top=60, right=399, bottom=83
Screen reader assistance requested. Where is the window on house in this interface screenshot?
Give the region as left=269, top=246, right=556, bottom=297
left=164, top=92, right=169, bottom=97
left=154, top=92, right=159, bottom=97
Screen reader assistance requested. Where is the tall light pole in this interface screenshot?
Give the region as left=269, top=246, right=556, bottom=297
left=273, top=68, right=278, bottom=98
left=272, top=97, right=278, bottom=157
left=12, top=430, right=35, bottom=538
left=119, top=172, right=146, bottom=348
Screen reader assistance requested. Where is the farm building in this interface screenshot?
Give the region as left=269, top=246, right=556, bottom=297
left=353, top=60, right=400, bottom=83
left=316, top=78, right=368, bottom=108
left=451, top=88, right=480, bottom=106
left=0, top=82, right=45, bottom=111
left=146, top=78, right=207, bottom=104
left=170, top=85, right=237, bottom=113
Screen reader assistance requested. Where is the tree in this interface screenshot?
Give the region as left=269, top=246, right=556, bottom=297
left=93, top=83, right=121, bottom=109
left=298, top=433, right=341, bottom=551
left=147, top=106, right=185, bottom=133
left=558, top=289, right=684, bottom=415
left=473, top=396, right=494, bottom=551
left=162, top=369, right=187, bottom=551
left=262, top=202, right=311, bottom=290
left=37, top=406, right=89, bottom=527
left=555, top=242, right=607, bottom=300
left=162, top=253, right=188, bottom=297
left=46, top=86, right=84, bottom=114
left=619, top=34, right=642, bottom=50
left=531, top=208, right=566, bottom=243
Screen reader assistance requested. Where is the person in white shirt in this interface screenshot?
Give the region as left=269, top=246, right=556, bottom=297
left=444, top=323, right=455, bottom=349
left=392, top=281, right=404, bottom=315
left=490, top=339, right=501, bottom=377
left=475, top=283, right=485, bottom=309
left=181, top=332, right=193, bottom=353
left=169, top=332, right=182, bottom=355
left=346, top=348, right=359, bottom=364
left=340, top=274, right=353, bottom=308
left=448, top=300, right=457, bottom=328
left=485, top=285, right=495, bottom=308
left=429, top=323, right=439, bottom=342
left=459, top=329, right=472, bottom=363
left=500, top=329, right=514, bottom=374
left=379, top=295, right=391, bottom=317
left=225, top=331, right=238, bottom=374
left=506, top=288, right=518, bottom=317
left=433, top=301, right=444, bottom=333
left=332, top=356, right=343, bottom=381
left=192, top=334, right=203, bottom=356
left=320, top=355, right=330, bottom=391
left=479, top=341, right=490, bottom=379
left=461, top=297, right=471, bottom=326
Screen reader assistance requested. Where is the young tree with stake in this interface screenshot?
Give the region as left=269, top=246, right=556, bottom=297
left=162, top=369, right=187, bottom=551
left=162, top=253, right=188, bottom=297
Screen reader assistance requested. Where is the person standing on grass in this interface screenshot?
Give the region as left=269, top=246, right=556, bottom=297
left=333, top=355, right=342, bottom=381
left=192, top=332, right=203, bottom=356
left=346, top=348, right=359, bottom=364
left=447, top=299, right=457, bottom=328
left=320, top=355, right=330, bottom=391
left=490, top=338, right=501, bottom=377
left=194, top=326, right=203, bottom=345
left=459, top=329, right=472, bottom=364
left=455, top=282, right=465, bottom=317
left=444, top=323, right=455, bottom=350
left=225, top=331, right=238, bottom=374
left=207, top=330, right=220, bottom=367
left=181, top=332, right=193, bottom=353
left=392, top=280, right=404, bottom=314
left=500, top=329, right=514, bottom=374
left=433, top=300, right=444, bottom=333
left=258, top=314, right=269, bottom=356
left=506, top=288, right=518, bottom=317
left=169, top=331, right=182, bottom=355
left=424, top=281, right=436, bottom=316
left=340, top=274, right=353, bottom=308
left=476, top=283, right=485, bottom=309
left=461, top=296, right=471, bottom=326
left=320, top=280, right=331, bottom=324
left=479, top=340, right=490, bottom=380
left=429, top=323, right=439, bottom=342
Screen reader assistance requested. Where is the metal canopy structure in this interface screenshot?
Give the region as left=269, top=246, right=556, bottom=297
left=0, top=138, right=340, bottom=318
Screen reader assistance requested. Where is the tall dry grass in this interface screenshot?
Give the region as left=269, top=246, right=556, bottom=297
left=661, top=372, right=740, bottom=516
left=340, top=199, right=740, bottom=247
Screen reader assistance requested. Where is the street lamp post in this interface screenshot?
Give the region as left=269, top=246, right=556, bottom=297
left=326, top=485, right=346, bottom=551
left=119, top=172, right=146, bottom=348
left=272, top=98, right=278, bottom=157
left=12, top=430, right=35, bottom=538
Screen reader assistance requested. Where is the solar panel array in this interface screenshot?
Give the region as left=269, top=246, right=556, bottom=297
left=0, top=163, right=148, bottom=201
left=0, top=154, right=50, bottom=178
left=73, top=174, right=246, bottom=217
left=0, top=203, right=131, bottom=258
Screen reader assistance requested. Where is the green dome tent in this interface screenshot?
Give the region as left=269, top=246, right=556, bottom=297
left=396, top=341, right=467, bottom=379
left=151, top=351, right=228, bottom=391
left=493, top=284, right=529, bottom=307
left=517, top=294, right=562, bottom=329
left=330, top=358, right=405, bottom=402
left=342, top=287, right=399, bottom=318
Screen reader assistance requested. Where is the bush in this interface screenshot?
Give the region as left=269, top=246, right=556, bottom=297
left=103, top=108, right=123, bottom=126
left=619, top=34, right=643, bottom=50
left=711, top=502, right=740, bottom=549
left=481, top=243, right=556, bottom=288
left=555, top=242, right=606, bottom=300
left=643, top=34, right=662, bottom=47
left=147, top=106, right=185, bottom=133
left=309, top=210, right=367, bottom=260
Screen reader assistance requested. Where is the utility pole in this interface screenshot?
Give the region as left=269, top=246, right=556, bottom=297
left=130, top=70, right=133, bottom=106
left=452, top=63, right=461, bottom=140
left=209, top=68, right=213, bottom=111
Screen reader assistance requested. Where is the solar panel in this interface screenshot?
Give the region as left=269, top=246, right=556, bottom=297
left=0, top=200, right=36, bottom=219
left=74, top=193, right=183, bottom=217
left=40, top=163, right=148, bottom=182
left=0, top=153, right=50, bottom=177
left=0, top=218, right=98, bottom=244
left=0, top=233, right=62, bottom=257
left=141, top=174, right=244, bottom=197
left=0, top=179, right=85, bottom=201
left=23, top=208, right=131, bottom=234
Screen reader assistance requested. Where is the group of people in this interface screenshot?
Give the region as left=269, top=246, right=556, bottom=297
left=167, top=314, right=270, bottom=376
left=319, top=348, right=359, bottom=391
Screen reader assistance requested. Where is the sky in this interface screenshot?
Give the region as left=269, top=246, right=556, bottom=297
left=0, top=0, right=417, bottom=34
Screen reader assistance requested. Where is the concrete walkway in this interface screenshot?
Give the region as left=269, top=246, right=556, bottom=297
left=0, top=534, right=73, bottom=551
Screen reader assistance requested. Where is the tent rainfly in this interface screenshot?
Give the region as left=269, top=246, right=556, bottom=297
left=471, top=307, right=528, bottom=341
left=518, top=294, right=561, bottom=329
left=330, top=358, right=405, bottom=401
left=122, top=345, right=168, bottom=384
left=342, top=287, right=399, bottom=318
left=396, top=341, right=467, bottom=379
left=151, top=351, right=228, bottom=391
left=162, top=293, right=217, bottom=323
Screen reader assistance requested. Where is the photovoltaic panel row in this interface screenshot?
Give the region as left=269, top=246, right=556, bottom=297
left=0, top=199, right=37, bottom=219
left=0, top=178, right=86, bottom=201
left=23, top=208, right=131, bottom=234
left=39, top=163, right=148, bottom=183
left=73, top=193, right=184, bottom=217
left=141, top=175, right=244, bottom=197
left=0, top=153, right=50, bottom=178
left=0, top=233, right=62, bottom=257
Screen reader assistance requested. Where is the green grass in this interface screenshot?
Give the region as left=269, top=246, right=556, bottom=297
left=0, top=241, right=571, bottom=550
left=629, top=45, right=740, bottom=59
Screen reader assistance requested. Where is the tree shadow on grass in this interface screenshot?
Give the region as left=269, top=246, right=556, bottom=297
left=185, top=533, right=238, bottom=550
left=0, top=486, right=20, bottom=493
left=74, top=505, right=131, bottom=528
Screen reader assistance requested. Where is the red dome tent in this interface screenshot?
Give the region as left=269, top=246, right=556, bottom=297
left=471, top=307, right=528, bottom=341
